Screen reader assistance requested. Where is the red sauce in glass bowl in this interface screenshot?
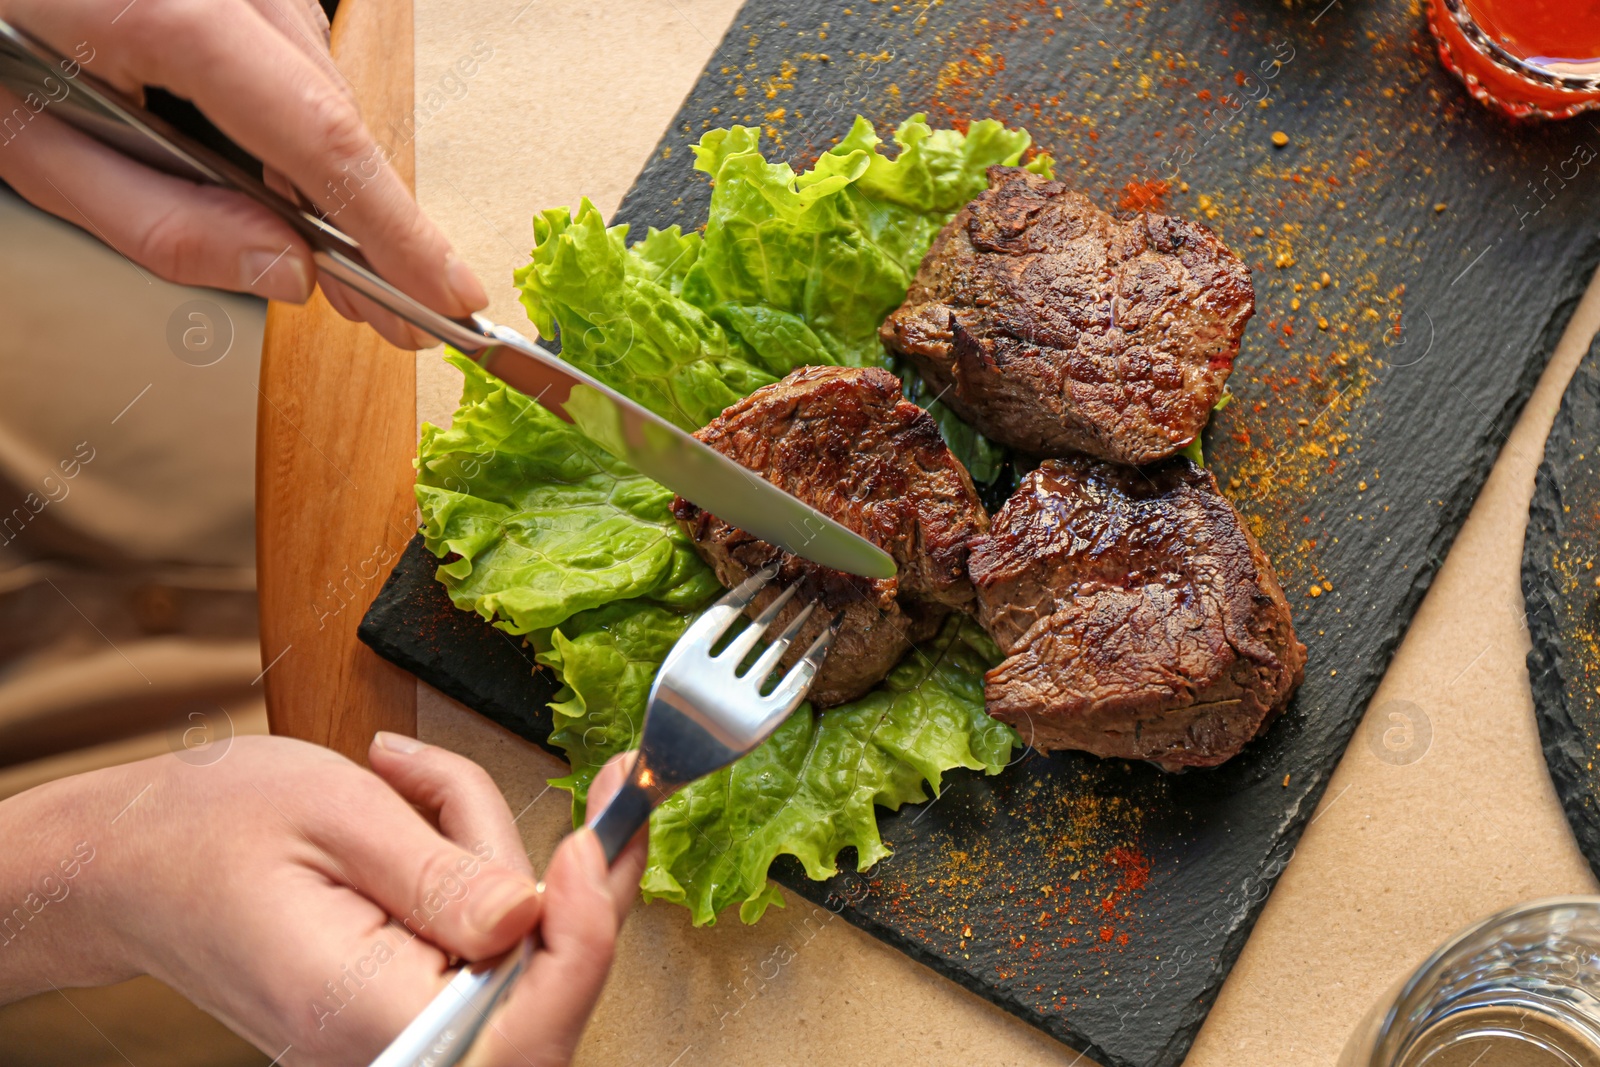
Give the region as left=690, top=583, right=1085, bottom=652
left=1428, top=0, right=1600, bottom=119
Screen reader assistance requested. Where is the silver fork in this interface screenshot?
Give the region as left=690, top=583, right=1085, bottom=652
left=590, top=561, right=835, bottom=861
left=371, top=563, right=833, bottom=1067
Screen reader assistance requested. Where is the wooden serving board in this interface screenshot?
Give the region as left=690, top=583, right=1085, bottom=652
left=1526, top=340, right=1600, bottom=883
left=258, top=0, right=418, bottom=765
left=361, top=2, right=1600, bottom=1064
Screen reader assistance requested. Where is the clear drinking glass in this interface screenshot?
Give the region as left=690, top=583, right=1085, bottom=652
left=1342, top=898, right=1600, bottom=1067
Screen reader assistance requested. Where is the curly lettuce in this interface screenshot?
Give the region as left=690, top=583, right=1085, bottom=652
left=538, top=610, right=1012, bottom=924
left=416, top=353, right=719, bottom=633
left=420, top=115, right=1045, bottom=923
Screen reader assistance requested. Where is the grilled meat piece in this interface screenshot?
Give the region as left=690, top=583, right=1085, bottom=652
left=970, top=455, right=1304, bottom=770
left=671, top=365, right=990, bottom=707
left=880, top=166, right=1254, bottom=465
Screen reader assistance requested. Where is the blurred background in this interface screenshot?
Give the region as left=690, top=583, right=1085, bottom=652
left=0, top=188, right=269, bottom=1064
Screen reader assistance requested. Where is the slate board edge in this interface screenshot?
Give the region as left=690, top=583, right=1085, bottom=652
left=1526, top=337, right=1600, bottom=882
left=776, top=869, right=1118, bottom=1063
left=356, top=534, right=565, bottom=757
left=355, top=600, right=541, bottom=752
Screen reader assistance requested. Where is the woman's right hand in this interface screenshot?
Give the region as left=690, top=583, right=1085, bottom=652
left=0, top=0, right=487, bottom=348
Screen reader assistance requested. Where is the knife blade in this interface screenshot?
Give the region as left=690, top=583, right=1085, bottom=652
left=0, top=18, right=898, bottom=580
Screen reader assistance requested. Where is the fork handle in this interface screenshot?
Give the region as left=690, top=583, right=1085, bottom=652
left=590, top=778, right=655, bottom=865
left=368, top=780, right=651, bottom=1067
left=367, top=935, right=532, bottom=1067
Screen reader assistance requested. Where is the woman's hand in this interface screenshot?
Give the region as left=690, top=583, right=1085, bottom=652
left=0, top=0, right=486, bottom=348
left=0, top=734, right=646, bottom=1066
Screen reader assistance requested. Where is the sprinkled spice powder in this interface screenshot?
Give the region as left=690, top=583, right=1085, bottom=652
left=832, top=761, right=1168, bottom=1009
left=1118, top=177, right=1170, bottom=211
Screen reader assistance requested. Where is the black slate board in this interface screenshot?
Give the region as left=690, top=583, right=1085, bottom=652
left=359, top=533, right=558, bottom=742
left=1526, top=341, right=1600, bottom=881
left=362, top=3, right=1600, bottom=1064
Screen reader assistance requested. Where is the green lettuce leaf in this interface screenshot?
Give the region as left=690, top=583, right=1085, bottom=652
left=1178, top=392, right=1234, bottom=467
left=539, top=601, right=690, bottom=802
left=682, top=115, right=1051, bottom=368
left=514, top=205, right=774, bottom=431
left=415, top=353, right=720, bottom=634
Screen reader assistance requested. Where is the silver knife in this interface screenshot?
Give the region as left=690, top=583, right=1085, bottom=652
left=0, top=19, right=897, bottom=580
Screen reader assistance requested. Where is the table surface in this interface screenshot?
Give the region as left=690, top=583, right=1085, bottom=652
left=261, top=1, right=1600, bottom=1062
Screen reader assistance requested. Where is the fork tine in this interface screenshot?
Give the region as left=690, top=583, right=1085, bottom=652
left=718, top=582, right=798, bottom=666
left=761, top=615, right=839, bottom=712
left=743, top=599, right=818, bottom=684
left=670, top=562, right=779, bottom=659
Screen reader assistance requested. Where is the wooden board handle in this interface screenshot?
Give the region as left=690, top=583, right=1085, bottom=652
left=256, top=0, right=418, bottom=762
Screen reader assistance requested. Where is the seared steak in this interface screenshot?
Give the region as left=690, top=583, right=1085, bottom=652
left=880, top=166, right=1254, bottom=466
left=671, top=365, right=990, bottom=707
left=970, top=456, right=1304, bottom=770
